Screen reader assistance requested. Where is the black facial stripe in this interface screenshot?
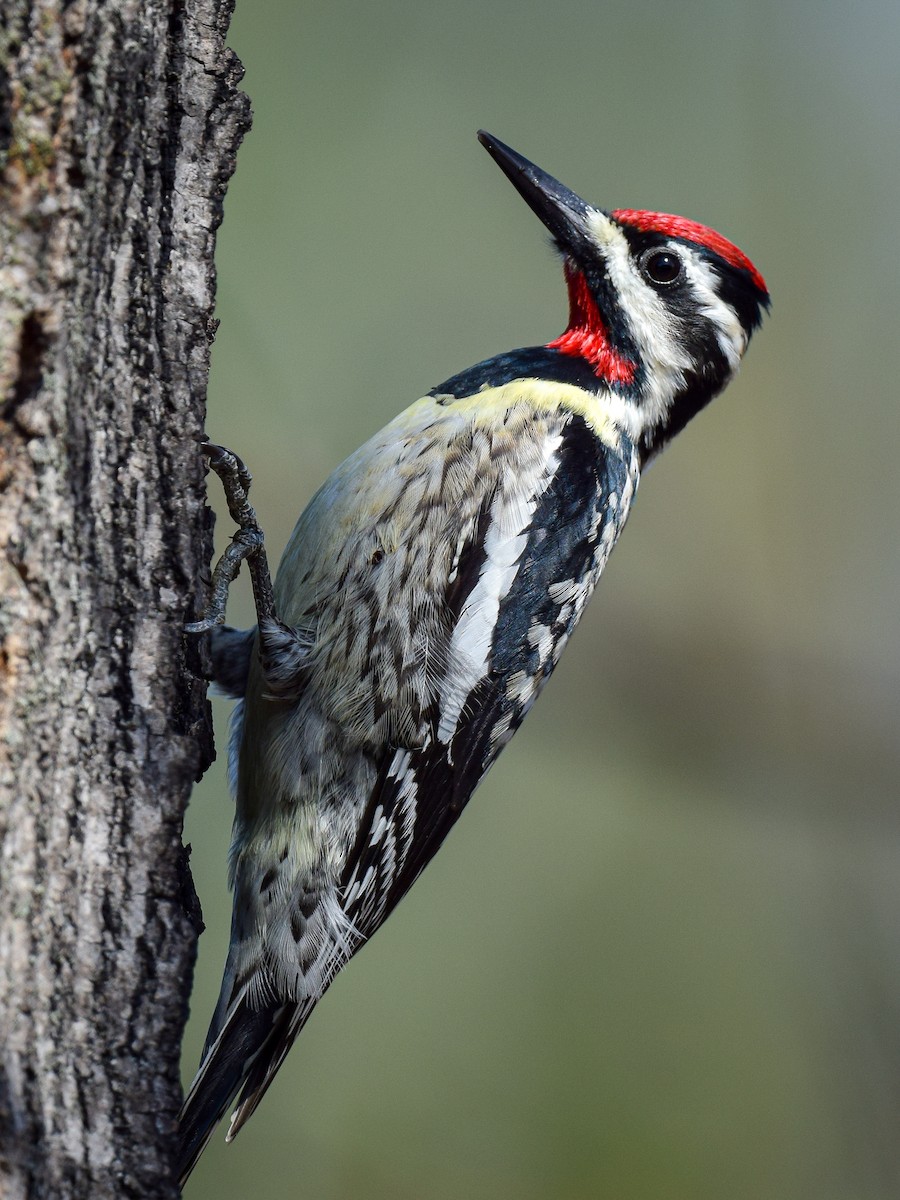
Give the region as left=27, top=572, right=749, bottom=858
left=638, top=350, right=731, bottom=464
left=713, top=267, right=769, bottom=333
left=579, top=260, right=642, bottom=363
left=615, top=224, right=768, bottom=337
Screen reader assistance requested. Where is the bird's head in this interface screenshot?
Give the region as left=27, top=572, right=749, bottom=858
left=478, top=131, right=769, bottom=462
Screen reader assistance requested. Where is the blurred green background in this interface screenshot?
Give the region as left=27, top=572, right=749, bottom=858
left=181, top=1, right=900, bottom=1197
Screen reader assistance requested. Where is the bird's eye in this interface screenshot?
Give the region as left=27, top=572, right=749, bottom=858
left=641, top=249, right=683, bottom=286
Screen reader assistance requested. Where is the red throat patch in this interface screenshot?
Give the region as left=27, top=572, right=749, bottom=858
left=612, top=209, right=768, bottom=294
left=547, top=263, right=636, bottom=386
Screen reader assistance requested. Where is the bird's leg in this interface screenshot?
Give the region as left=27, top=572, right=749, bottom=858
left=185, top=442, right=278, bottom=635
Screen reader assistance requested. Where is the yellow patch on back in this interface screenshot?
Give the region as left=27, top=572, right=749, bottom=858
left=439, top=378, right=624, bottom=452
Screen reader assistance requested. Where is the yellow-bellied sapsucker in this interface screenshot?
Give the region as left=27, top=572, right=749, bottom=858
left=178, top=131, right=769, bottom=1182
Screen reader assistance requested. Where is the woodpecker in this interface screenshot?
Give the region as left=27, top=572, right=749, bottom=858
left=178, top=131, right=768, bottom=1183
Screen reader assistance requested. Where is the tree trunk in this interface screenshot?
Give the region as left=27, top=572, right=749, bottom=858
left=0, top=2, right=249, bottom=1196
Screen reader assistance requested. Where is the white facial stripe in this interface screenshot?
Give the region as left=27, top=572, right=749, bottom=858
left=584, top=211, right=692, bottom=442
left=678, top=252, right=747, bottom=369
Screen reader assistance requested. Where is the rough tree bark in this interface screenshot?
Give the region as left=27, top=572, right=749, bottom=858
left=0, top=2, right=249, bottom=1196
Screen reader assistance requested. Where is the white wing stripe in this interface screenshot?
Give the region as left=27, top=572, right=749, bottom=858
left=436, top=433, right=563, bottom=744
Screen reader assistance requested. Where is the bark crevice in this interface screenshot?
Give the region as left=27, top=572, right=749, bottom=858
left=0, top=2, right=250, bottom=1196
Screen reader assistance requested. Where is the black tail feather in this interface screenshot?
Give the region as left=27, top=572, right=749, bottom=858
left=176, top=998, right=289, bottom=1187
left=224, top=1005, right=307, bottom=1142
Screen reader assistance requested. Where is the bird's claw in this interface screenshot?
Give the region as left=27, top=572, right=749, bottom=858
left=186, top=441, right=278, bottom=635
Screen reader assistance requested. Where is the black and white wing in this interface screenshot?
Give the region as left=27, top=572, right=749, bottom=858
left=342, top=411, right=638, bottom=937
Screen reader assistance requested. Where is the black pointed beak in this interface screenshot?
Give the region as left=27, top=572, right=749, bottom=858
left=477, top=131, right=595, bottom=256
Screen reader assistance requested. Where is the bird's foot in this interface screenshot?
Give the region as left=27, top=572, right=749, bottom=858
left=185, top=441, right=278, bottom=634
